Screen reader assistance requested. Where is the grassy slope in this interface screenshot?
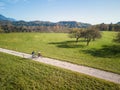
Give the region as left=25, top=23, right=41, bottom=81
left=0, top=52, right=120, bottom=90
left=0, top=32, right=120, bottom=74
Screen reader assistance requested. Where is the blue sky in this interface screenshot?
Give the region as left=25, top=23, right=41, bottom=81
left=0, top=0, right=120, bottom=24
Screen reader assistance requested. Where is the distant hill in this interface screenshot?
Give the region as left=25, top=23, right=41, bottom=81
left=0, top=14, right=91, bottom=28
left=0, top=14, right=92, bottom=33
left=12, top=20, right=56, bottom=26
left=58, top=21, right=91, bottom=28
left=0, top=14, right=16, bottom=21
left=117, top=22, right=120, bottom=25
left=12, top=21, right=91, bottom=28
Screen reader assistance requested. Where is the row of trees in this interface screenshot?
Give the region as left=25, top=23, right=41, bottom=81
left=0, top=24, right=69, bottom=33
left=69, top=28, right=101, bottom=46
left=1, top=21, right=120, bottom=33
left=93, top=23, right=120, bottom=31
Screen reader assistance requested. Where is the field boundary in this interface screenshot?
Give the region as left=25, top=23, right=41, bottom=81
left=0, top=48, right=120, bottom=84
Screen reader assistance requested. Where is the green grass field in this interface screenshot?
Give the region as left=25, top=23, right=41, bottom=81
left=0, top=52, right=120, bottom=90
left=0, top=31, right=120, bottom=74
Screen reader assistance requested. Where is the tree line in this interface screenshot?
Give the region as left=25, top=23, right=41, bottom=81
left=1, top=21, right=120, bottom=33
left=0, top=24, right=70, bottom=33
left=93, top=23, right=120, bottom=31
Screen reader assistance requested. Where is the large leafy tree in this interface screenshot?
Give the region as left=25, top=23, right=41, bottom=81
left=83, top=28, right=101, bottom=46
left=69, top=28, right=84, bottom=42
left=69, top=28, right=101, bottom=46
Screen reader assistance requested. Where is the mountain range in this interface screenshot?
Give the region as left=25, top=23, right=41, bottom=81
left=0, top=14, right=16, bottom=21
left=1, top=14, right=120, bottom=28
left=0, top=14, right=91, bottom=28
left=117, top=22, right=120, bottom=25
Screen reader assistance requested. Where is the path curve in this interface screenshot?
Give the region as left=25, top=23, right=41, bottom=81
left=0, top=48, right=120, bottom=84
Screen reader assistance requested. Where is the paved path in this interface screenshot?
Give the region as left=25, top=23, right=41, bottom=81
left=0, top=48, right=120, bottom=84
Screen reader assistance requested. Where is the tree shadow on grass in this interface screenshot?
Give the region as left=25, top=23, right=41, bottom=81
left=82, top=45, right=120, bottom=58
left=49, top=40, right=85, bottom=48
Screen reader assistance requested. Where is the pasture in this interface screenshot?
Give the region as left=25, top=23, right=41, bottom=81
left=0, top=31, right=120, bottom=74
